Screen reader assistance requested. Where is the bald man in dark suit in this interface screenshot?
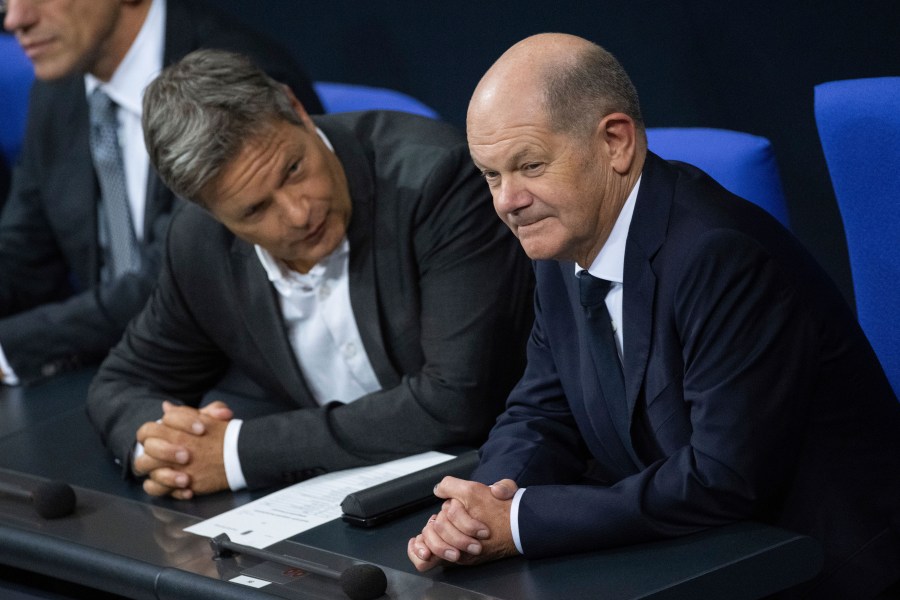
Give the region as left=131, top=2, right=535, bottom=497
left=409, top=33, right=900, bottom=600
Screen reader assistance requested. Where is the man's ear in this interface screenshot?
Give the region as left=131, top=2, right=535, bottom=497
left=597, top=112, right=638, bottom=175
left=283, top=84, right=315, bottom=130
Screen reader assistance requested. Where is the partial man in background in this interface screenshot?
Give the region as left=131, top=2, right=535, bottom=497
left=0, top=0, right=322, bottom=385
left=86, top=50, right=533, bottom=499
left=408, top=33, right=900, bottom=600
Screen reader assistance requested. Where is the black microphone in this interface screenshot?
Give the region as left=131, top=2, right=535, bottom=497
left=0, top=479, right=77, bottom=519
left=210, top=533, right=387, bottom=600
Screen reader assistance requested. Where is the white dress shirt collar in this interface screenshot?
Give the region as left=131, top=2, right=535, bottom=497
left=578, top=174, right=642, bottom=282
left=255, top=237, right=350, bottom=292
left=84, top=0, right=165, bottom=114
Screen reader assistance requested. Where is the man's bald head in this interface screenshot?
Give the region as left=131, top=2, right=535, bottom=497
left=469, top=33, right=644, bottom=141
left=466, top=34, right=646, bottom=267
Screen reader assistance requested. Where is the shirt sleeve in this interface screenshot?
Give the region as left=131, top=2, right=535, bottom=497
left=510, top=487, right=527, bottom=554
left=0, top=342, right=20, bottom=385
left=223, top=419, right=247, bottom=491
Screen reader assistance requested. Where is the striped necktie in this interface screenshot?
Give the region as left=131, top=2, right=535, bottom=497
left=88, top=87, right=140, bottom=279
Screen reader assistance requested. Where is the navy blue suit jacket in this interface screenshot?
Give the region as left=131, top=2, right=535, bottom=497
left=473, top=152, right=900, bottom=598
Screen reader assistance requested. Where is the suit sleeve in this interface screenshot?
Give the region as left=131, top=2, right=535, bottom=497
left=85, top=205, right=230, bottom=472
left=236, top=145, right=534, bottom=488
left=476, top=231, right=817, bottom=557
left=0, top=87, right=171, bottom=383
left=471, top=279, right=594, bottom=488
left=0, top=211, right=169, bottom=385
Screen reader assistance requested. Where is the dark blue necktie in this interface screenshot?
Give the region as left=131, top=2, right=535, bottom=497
left=578, top=271, right=637, bottom=475
left=578, top=271, right=625, bottom=401
left=89, top=88, right=140, bottom=280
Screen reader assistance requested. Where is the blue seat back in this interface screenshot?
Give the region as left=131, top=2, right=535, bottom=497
left=0, top=34, right=35, bottom=166
left=313, top=81, right=439, bottom=119
left=815, top=77, right=900, bottom=397
left=647, top=127, right=791, bottom=230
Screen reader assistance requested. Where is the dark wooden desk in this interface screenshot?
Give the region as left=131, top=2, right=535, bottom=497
left=0, top=371, right=824, bottom=599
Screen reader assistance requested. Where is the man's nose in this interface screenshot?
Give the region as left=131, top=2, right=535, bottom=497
left=495, top=177, right=531, bottom=214
left=3, top=0, right=37, bottom=33
left=279, top=192, right=311, bottom=229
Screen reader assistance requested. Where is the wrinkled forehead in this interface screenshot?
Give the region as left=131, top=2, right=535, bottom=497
left=467, top=85, right=553, bottom=164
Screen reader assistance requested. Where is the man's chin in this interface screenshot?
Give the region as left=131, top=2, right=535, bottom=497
left=31, top=57, right=78, bottom=82
left=518, top=242, right=557, bottom=262
left=517, top=231, right=560, bottom=262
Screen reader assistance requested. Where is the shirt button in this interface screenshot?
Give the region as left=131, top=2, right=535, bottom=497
left=319, top=284, right=331, bottom=300
left=343, top=342, right=357, bottom=359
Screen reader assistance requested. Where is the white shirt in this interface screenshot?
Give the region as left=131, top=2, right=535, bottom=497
left=255, top=240, right=382, bottom=405
left=510, top=175, right=642, bottom=554
left=0, top=0, right=165, bottom=386
left=221, top=240, right=382, bottom=489
left=218, top=128, right=380, bottom=491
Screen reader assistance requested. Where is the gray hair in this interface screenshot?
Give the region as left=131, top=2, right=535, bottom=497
left=543, top=43, right=644, bottom=138
left=142, top=49, right=303, bottom=203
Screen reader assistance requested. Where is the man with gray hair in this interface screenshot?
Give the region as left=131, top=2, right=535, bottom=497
left=0, top=0, right=321, bottom=385
left=86, top=49, right=533, bottom=500
left=408, top=33, right=900, bottom=599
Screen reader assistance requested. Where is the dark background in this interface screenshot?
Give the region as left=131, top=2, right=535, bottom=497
left=2, top=1, right=897, bottom=304
left=217, top=0, right=900, bottom=307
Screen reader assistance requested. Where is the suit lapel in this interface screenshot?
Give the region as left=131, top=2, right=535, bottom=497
left=49, top=77, right=101, bottom=286
left=623, top=153, right=672, bottom=444
left=317, top=116, right=399, bottom=388
left=562, top=263, right=639, bottom=476
left=228, top=239, right=317, bottom=407
left=562, top=153, right=675, bottom=473
left=143, top=172, right=169, bottom=237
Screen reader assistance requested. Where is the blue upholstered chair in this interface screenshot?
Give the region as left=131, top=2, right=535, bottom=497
left=313, top=81, right=439, bottom=119
left=0, top=33, right=35, bottom=167
left=814, top=77, right=900, bottom=397
left=647, top=127, right=791, bottom=230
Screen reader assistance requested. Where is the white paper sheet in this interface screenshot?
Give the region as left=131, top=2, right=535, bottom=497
left=184, top=451, right=454, bottom=548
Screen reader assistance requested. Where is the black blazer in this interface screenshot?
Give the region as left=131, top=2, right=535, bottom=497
left=86, top=111, right=534, bottom=489
left=0, top=0, right=321, bottom=383
left=473, top=153, right=900, bottom=598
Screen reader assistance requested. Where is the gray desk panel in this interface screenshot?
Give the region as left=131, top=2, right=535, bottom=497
left=293, top=509, right=822, bottom=600
left=0, top=395, right=266, bottom=519
left=0, top=370, right=95, bottom=438
left=0, top=372, right=825, bottom=599
left=0, top=469, right=491, bottom=599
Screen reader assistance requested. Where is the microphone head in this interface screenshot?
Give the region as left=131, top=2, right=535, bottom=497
left=32, top=481, right=76, bottom=519
left=339, top=563, right=387, bottom=600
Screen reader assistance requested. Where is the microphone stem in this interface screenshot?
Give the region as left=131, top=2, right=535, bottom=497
left=211, top=534, right=342, bottom=579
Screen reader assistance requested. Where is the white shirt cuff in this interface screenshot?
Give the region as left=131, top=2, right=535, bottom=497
left=510, top=487, right=526, bottom=554
left=0, top=343, right=20, bottom=385
left=223, top=419, right=247, bottom=491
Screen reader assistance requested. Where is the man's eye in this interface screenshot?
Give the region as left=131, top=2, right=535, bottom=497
left=481, top=170, right=500, bottom=183
left=288, top=160, right=303, bottom=176
left=522, top=162, right=543, bottom=173
left=243, top=203, right=264, bottom=219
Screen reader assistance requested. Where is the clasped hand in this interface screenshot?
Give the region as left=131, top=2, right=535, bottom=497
left=407, top=476, right=521, bottom=571
left=133, top=400, right=233, bottom=500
